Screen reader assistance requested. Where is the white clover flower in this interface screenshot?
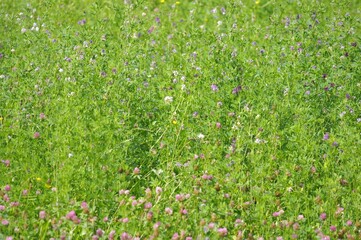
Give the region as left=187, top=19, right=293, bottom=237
left=164, top=96, right=173, bottom=103
left=197, top=133, right=205, bottom=139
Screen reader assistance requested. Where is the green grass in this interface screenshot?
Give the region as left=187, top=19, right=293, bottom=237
left=1, top=0, right=361, bottom=239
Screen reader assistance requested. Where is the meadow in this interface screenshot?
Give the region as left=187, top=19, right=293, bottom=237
left=1, top=0, right=361, bottom=239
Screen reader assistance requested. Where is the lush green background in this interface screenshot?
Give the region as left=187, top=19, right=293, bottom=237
left=1, top=0, right=360, bottom=239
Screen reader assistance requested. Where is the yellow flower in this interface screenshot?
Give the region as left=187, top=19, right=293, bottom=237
left=176, top=1, right=180, bottom=4
left=45, top=183, right=51, bottom=189
left=255, top=0, right=260, bottom=4
left=160, top=0, right=165, bottom=3
left=36, top=177, right=42, bottom=182
left=0, top=116, right=3, bottom=121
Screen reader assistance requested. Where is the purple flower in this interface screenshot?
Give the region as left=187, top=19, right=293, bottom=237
left=172, top=233, right=179, bottom=240
left=1, top=160, right=10, bottom=167
left=180, top=208, right=188, bottom=215
left=33, top=132, right=40, bottom=139
left=81, top=201, right=89, bottom=210
left=10, top=202, right=19, bottom=207
left=1, top=219, right=9, bottom=225
left=66, top=210, right=76, bottom=220
left=133, top=167, right=140, bottom=175
left=144, top=202, right=152, bottom=209
left=96, top=228, right=104, bottom=237
left=148, top=26, right=155, bottom=34
left=155, top=186, right=162, bottom=195
left=108, top=230, right=116, bottom=240
left=39, top=210, right=46, bottom=219
left=273, top=211, right=280, bottom=217
left=4, top=185, right=11, bottom=191
left=320, top=213, right=327, bottom=221
left=217, top=227, right=228, bottom=237
left=346, top=220, right=353, bottom=226
left=121, top=232, right=131, bottom=240
left=211, top=84, right=219, bottom=92
left=232, top=85, right=242, bottom=94
left=323, top=133, right=329, bottom=140
left=329, top=225, right=336, bottom=232
left=165, top=207, right=173, bottom=215
left=78, top=19, right=86, bottom=25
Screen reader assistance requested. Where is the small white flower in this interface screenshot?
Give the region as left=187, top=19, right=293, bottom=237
left=255, top=138, right=267, bottom=144
left=59, top=68, right=63, bottom=73
left=164, top=96, right=173, bottom=103
left=21, top=28, right=27, bottom=33
left=197, top=133, right=205, bottom=139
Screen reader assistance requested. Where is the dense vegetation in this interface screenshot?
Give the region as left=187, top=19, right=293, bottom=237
left=1, top=0, right=360, bottom=239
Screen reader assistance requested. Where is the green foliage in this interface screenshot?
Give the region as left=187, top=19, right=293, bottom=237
left=0, top=0, right=360, bottom=239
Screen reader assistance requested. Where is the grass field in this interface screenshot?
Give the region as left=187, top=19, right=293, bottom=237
left=1, top=0, right=361, bottom=239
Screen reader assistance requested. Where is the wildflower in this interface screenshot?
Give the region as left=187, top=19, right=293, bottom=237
left=0, top=205, right=5, bottom=211
left=346, top=220, right=353, bottom=226
left=33, top=132, right=40, bottom=139
left=155, top=186, right=162, bottom=195
left=4, top=185, right=11, bottom=191
left=121, top=232, right=131, bottom=240
left=165, top=207, right=173, bottom=215
left=164, top=96, right=173, bottom=104
left=10, top=202, right=19, bottom=207
left=144, top=202, right=152, bottom=209
left=109, top=230, right=116, bottom=240
left=146, top=211, right=153, bottom=220
left=232, top=85, right=242, bottom=94
left=323, top=133, right=329, bottom=140
left=217, top=227, right=228, bottom=237
left=273, top=211, right=280, bottom=217
left=133, top=167, right=140, bottom=175
left=180, top=208, right=188, bottom=215
left=39, top=211, right=46, bottom=219
left=320, top=213, right=327, bottom=221
left=96, top=229, right=104, bottom=237
left=329, top=225, right=336, bottom=232
left=81, top=201, right=89, bottom=211
left=1, top=219, right=9, bottom=225
left=1, top=160, right=10, bottom=167
left=172, top=233, right=179, bottom=240
left=211, top=84, right=219, bottom=92
left=66, top=210, right=76, bottom=220
left=197, top=133, right=205, bottom=139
